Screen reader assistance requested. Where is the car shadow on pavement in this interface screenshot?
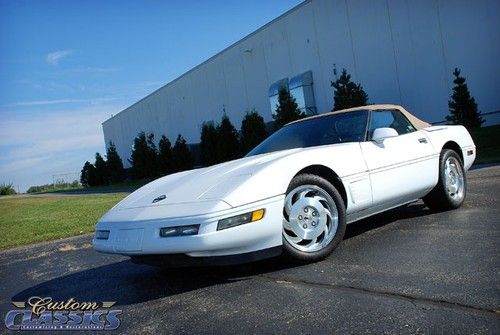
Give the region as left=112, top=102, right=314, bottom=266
left=344, top=202, right=433, bottom=240
left=11, top=202, right=434, bottom=307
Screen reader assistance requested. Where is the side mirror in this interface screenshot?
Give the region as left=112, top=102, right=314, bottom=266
left=372, top=127, right=398, bottom=143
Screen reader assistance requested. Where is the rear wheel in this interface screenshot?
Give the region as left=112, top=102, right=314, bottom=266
left=423, top=149, right=466, bottom=211
left=282, top=174, right=346, bottom=262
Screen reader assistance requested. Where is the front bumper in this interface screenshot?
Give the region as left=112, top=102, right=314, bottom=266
left=93, top=195, right=284, bottom=258
left=130, top=246, right=283, bottom=267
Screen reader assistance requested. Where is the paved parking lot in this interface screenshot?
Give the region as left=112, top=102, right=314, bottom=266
left=1, top=166, right=499, bottom=334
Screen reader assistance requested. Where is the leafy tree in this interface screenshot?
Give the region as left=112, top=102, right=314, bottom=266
left=106, top=142, right=125, bottom=184
left=80, top=161, right=97, bottom=187
left=158, top=135, right=174, bottom=175
left=240, top=109, right=267, bottom=154
left=216, top=114, right=240, bottom=162
left=172, top=134, right=194, bottom=172
left=94, top=152, right=107, bottom=185
left=331, top=68, right=369, bottom=111
left=446, top=68, right=484, bottom=128
left=0, top=183, right=16, bottom=196
left=129, top=132, right=159, bottom=180
left=200, top=122, right=219, bottom=166
left=273, top=87, right=305, bottom=130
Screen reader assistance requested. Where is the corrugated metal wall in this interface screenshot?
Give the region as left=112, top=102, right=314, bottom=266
left=103, top=0, right=500, bottom=167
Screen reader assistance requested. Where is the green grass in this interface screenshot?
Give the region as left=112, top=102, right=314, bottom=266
left=0, top=193, right=127, bottom=250
left=469, top=124, right=500, bottom=164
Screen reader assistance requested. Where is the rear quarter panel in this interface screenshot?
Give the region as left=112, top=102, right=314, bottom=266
left=424, top=125, right=476, bottom=170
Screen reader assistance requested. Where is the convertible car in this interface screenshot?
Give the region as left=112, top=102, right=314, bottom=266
left=94, top=104, right=475, bottom=265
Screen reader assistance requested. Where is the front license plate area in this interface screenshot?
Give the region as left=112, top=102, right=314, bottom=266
left=115, top=228, right=144, bottom=252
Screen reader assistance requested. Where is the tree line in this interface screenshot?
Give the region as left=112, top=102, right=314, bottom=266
left=80, top=67, right=482, bottom=188
left=80, top=143, right=126, bottom=187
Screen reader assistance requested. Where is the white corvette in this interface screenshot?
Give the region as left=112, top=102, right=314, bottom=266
left=94, top=104, right=475, bottom=265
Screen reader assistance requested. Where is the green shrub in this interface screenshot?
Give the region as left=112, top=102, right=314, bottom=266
left=26, top=180, right=80, bottom=193
left=0, top=183, right=16, bottom=196
left=446, top=68, right=484, bottom=128
left=106, top=142, right=126, bottom=183
left=200, top=122, right=219, bottom=166
left=172, top=134, right=194, bottom=172
left=273, top=87, right=305, bottom=130
left=331, top=68, right=369, bottom=111
left=216, top=115, right=240, bottom=163
left=128, top=132, right=159, bottom=180
left=240, top=109, right=267, bottom=154
left=158, top=135, right=174, bottom=175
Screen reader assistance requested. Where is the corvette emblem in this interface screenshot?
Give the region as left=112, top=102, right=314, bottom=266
left=152, top=195, right=167, bottom=203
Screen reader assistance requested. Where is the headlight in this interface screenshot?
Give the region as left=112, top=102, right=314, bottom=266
left=217, top=209, right=265, bottom=231
left=160, top=224, right=199, bottom=237
left=95, top=230, right=110, bottom=240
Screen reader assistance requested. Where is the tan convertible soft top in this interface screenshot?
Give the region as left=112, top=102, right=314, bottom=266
left=289, top=104, right=431, bottom=129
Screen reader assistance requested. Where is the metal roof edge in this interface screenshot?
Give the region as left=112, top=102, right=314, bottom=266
left=102, top=0, right=310, bottom=126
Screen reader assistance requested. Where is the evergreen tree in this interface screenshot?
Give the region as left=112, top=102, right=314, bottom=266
left=273, top=87, right=305, bottom=130
left=240, top=109, right=267, bottom=154
left=80, top=161, right=97, bottom=187
left=200, top=122, right=218, bottom=166
left=145, top=133, right=159, bottom=178
left=172, top=134, right=194, bottom=172
left=129, top=132, right=159, bottom=180
left=158, top=135, right=173, bottom=175
left=331, top=68, right=369, bottom=111
left=105, top=142, right=125, bottom=184
left=216, top=114, right=240, bottom=162
left=446, top=68, right=484, bottom=128
left=94, top=152, right=107, bottom=185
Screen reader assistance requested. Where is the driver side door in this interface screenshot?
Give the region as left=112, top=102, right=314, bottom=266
left=360, top=109, right=437, bottom=208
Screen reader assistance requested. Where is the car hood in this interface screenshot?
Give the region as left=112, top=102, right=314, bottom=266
left=113, top=149, right=301, bottom=212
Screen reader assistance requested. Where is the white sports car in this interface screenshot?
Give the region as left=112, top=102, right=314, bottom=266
left=94, top=104, right=475, bottom=265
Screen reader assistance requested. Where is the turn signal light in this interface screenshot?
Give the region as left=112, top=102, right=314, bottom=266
left=217, top=209, right=265, bottom=231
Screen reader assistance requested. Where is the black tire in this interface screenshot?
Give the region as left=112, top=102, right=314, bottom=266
left=423, top=149, right=466, bottom=211
left=282, top=174, right=346, bottom=263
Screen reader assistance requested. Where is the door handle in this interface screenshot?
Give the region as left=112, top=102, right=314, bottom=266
left=418, top=138, right=428, bottom=143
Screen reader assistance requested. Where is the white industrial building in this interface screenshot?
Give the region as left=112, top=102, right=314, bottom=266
left=103, top=0, right=500, bottom=166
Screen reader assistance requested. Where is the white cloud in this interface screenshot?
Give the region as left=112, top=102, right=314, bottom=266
left=64, top=67, right=119, bottom=74
left=0, top=103, right=125, bottom=192
left=5, top=97, right=119, bottom=107
left=46, top=49, right=73, bottom=65
left=6, top=99, right=87, bottom=107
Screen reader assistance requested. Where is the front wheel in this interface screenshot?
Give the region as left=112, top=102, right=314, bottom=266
left=282, top=174, right=346, bottom=263
left=423, top=149, right=466, bottom=211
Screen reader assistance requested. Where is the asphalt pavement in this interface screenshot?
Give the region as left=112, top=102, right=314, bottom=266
left=1, top=166, right=499, bottom=334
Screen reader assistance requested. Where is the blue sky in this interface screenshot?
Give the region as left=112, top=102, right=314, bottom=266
left=0, top=0, right=303, bottom=192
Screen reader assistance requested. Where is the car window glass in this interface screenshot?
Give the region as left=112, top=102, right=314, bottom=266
left=247, top=111, right=368, bottom=156
left=368, top=110, right=416, bottom=139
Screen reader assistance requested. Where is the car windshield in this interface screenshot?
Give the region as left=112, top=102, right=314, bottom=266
left=247, top=110, right=369, bottom=157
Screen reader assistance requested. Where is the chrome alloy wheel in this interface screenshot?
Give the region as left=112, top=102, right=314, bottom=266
left=283, top=185, right=338, bottom=253
left=444, top=156, right=465, bottom=200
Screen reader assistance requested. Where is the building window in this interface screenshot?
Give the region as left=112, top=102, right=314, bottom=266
left=268, top=71, right=316, bottom=116
left=268, top=78, right=288, bottom=115
left=289, top=71, right=316, bottom=115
